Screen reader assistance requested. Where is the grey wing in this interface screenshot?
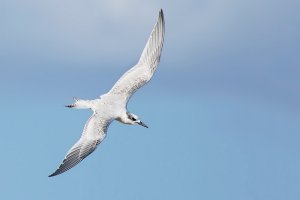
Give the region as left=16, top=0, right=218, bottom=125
left=108, top=9, right=165, bottom=102
left=49, top=114, right=112, bottom=177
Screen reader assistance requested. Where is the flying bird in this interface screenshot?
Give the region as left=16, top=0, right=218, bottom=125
left=49, top=9, right=165, bottom=177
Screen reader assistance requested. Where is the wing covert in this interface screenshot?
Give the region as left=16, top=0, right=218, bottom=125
left=49, top=114, right=112, bottom=177
left=108, top=9, right=165, bottom=102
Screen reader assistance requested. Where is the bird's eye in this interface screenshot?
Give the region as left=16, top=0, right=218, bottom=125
left=128, top=115, right=136, bottom=121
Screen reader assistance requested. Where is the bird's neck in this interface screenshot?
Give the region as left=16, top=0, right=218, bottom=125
left=116, top=112, right=132, bottom=125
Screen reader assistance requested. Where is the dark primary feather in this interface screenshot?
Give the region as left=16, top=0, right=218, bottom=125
left=48, top=139, right=98, bottom=177
left=49, top=114, right=110, bottom=177
left=108, top=9, right=165, bottom=101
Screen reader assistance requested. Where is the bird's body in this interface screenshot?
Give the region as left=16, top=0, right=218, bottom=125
left=49, top=9, right=165, bottom=177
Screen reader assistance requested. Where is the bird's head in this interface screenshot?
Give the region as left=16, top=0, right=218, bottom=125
left=127, top=112, right=148, bottom=128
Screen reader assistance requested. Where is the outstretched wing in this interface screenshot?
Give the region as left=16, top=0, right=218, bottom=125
left=109, top=9, right=165, bottom=102
left=49, top=114, right=112, bottom=177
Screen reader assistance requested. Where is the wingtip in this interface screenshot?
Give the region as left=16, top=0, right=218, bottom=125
left=48, top=173, right=55, bottom=177
left=158, top=9, right=165, bottom=28
left=48, top=169, right=61, bottom=177
left=159, top=8, right=164, bottom=18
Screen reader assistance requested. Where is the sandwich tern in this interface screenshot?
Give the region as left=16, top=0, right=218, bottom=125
left=49, top=9, right=165, bottom=177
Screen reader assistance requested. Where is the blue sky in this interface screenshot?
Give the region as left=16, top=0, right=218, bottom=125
left=0, top=0, right=299, bottom=199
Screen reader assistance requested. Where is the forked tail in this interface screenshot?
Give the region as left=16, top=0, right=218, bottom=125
left=66, top=97, right=94, bottom=109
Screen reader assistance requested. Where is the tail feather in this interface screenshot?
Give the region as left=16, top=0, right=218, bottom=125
left=66, top=98, right=93, bottom=109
